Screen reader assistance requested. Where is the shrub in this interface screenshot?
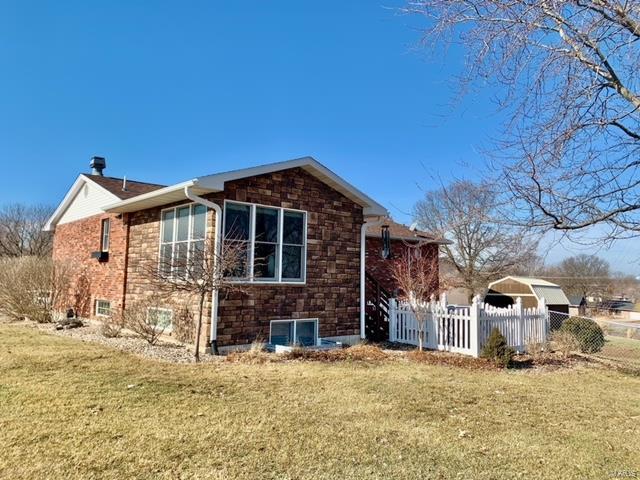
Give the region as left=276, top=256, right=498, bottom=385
left=526, top=341, right=550, bottom=363
left=550, top=330, right=580, bottom=358
left=559, top=317, right=605, bottom=353
left=0, top=257, right=75, bottom=323
left=100, top=315, right=124, bottom=338
left=480, top=328, right=515, bottom=368
left=121, top=295, right=173, bottom=345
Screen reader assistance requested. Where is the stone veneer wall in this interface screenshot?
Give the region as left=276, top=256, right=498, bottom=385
left=125, top=167, right=364, bottom=348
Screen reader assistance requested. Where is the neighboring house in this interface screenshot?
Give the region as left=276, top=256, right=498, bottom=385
left=567, top=295, right=588, bottom=317
left=484, top=276, right=570, bottom=314
left=46, top=156, right=442, bottom=351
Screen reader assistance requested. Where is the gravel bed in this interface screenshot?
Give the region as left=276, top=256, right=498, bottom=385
left=33, top=321, right=223, bottom=364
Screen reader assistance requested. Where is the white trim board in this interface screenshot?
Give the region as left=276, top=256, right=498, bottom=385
left=45, top=175, right=121, bottom=231
left=104, top=157, right=389, bottom=217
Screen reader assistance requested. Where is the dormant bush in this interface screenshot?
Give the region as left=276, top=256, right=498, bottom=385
left=550, top=330, right=580, bottom=358
left=121, top=295, right=174, bottom=345
left=0, top=256, right=73, bottom=323
left=100, top=314, right=124, bottom=338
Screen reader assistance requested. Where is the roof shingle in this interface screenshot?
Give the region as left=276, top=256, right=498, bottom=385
left=366, top=219, right=446, bottom=243
left=87, top=175, right=165, bottom=200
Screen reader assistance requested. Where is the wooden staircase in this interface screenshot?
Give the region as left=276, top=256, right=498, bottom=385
left=365, top=272, right=392, bottom=342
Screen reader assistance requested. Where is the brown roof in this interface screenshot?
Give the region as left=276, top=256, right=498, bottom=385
left=87, top=175, right=165, bottom=200
left=366, top=219, right=447, bottom=243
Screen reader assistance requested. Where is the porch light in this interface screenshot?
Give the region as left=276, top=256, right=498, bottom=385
left=381, top=224, right=391, bottom=259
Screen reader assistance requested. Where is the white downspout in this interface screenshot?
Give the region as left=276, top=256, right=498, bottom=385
left=360, top=217, right=384, bottom=340
left=184, top=186, right=222, bottom=354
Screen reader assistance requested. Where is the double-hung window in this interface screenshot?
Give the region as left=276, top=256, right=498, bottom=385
left=95, top=299, right=112, bottom=317
left=160, top=204, right=207, bottom=278
left=223, top=201, right=306, bottom=283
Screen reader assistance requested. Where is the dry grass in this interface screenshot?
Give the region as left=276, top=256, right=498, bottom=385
left=1, top=324, right=640, bottom=479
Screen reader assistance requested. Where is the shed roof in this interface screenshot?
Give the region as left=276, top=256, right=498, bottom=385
left=487, top=276, right=570, bottom=305
left=531, top=286, right=571, bottom=305
left=500, top=276, right=559, bottom=287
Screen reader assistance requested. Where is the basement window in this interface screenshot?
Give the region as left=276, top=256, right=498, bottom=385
left=95, top=299, right=112, bottom=317
left=147, top=308, right=173, bottom=331
left=270, top=319, right=318, bottom=347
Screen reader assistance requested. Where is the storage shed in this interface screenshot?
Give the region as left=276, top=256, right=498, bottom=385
left=484, top=276, right=570, bottom=314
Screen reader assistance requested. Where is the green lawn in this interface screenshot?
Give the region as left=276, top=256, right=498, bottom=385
left=1, top=324, right=639, bottom=480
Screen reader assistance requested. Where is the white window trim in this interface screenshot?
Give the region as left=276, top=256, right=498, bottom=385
left=101, top=218, right=110, bottom=252
left=269, top=318, right=319, bottom=346
left=146, top=307, right=174, bottom=332
left=95, top=299, right=112, bottom=317
left=158, top=202, right=209, bottom=279
left=223, top=200, right=307, bottom=284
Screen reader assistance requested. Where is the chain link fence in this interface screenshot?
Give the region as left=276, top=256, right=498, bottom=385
left=548, top=310, right=640, bottom=371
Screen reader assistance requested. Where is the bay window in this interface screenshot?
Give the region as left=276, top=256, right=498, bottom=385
left=223, top=201, right=306, bottom=283
left=160, top=204, right=207, bottom=278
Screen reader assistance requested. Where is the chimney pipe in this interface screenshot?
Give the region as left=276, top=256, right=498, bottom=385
left=90, top=156, right=106, bottom=176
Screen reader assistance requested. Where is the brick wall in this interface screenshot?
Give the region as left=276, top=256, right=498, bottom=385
left=52, top=214, right=127, bottom=317
left=365, top=236, right=439, bottom=295
left=125, top=167, right=364, bottom=347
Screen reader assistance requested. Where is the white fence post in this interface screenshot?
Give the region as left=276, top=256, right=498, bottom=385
left=515, top=297, right=524, bottom=352
left=389, top=298, right=397, bottom=342
left=469, top=295, right=481, bottom=358
left=539, top=296, right=548, bottom=339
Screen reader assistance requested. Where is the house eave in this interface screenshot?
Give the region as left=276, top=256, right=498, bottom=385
left=104, top=156, right=390, bottom=217
left=103, top=180, right=204, bottom=213
left=44, top=175, right=122, bottom=231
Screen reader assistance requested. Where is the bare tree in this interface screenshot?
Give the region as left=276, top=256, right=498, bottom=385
left=144, top=236, right=248, bottom=361
left=404, top=1, right=640, bottom=240
left=415, top=180, right=539, bottom=300
left=606, top=272, right=640, bottom=301
left=0, top=203, right=54, bottom=257
left=0, top=256, right=75, bottom=323
left=543, top=254, right=611, bottom=299
left=391, top=247, right=440, bottom=351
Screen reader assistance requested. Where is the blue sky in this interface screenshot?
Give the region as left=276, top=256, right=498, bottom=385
left=0, top=1, right=637, bottom=274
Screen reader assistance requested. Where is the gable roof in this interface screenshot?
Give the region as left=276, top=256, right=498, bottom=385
left=103, top=156, right=389, bottom=217
left=366, top=219, right=450, bottom=245
left=487, top=276, right=570, bottom=305
left=498, top=276, right=559, bottom=288
left=44, top=175, right=120, bottom=231
left=87, top=175, right=165, bottom=200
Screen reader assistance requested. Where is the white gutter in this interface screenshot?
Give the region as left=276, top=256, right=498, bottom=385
left=184, top=186, right=222, bottom=354
left=360, top=217, right=384, bottom=340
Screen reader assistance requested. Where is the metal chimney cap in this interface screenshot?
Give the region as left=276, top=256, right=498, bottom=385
left=90, top=156, right=106, bottom=176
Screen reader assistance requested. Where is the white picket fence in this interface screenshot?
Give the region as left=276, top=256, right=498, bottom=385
left=388, top=294, right=549, bottom=357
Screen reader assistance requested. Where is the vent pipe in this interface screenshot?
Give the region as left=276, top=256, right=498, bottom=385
left=90, top=156, right=106, bottom=176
